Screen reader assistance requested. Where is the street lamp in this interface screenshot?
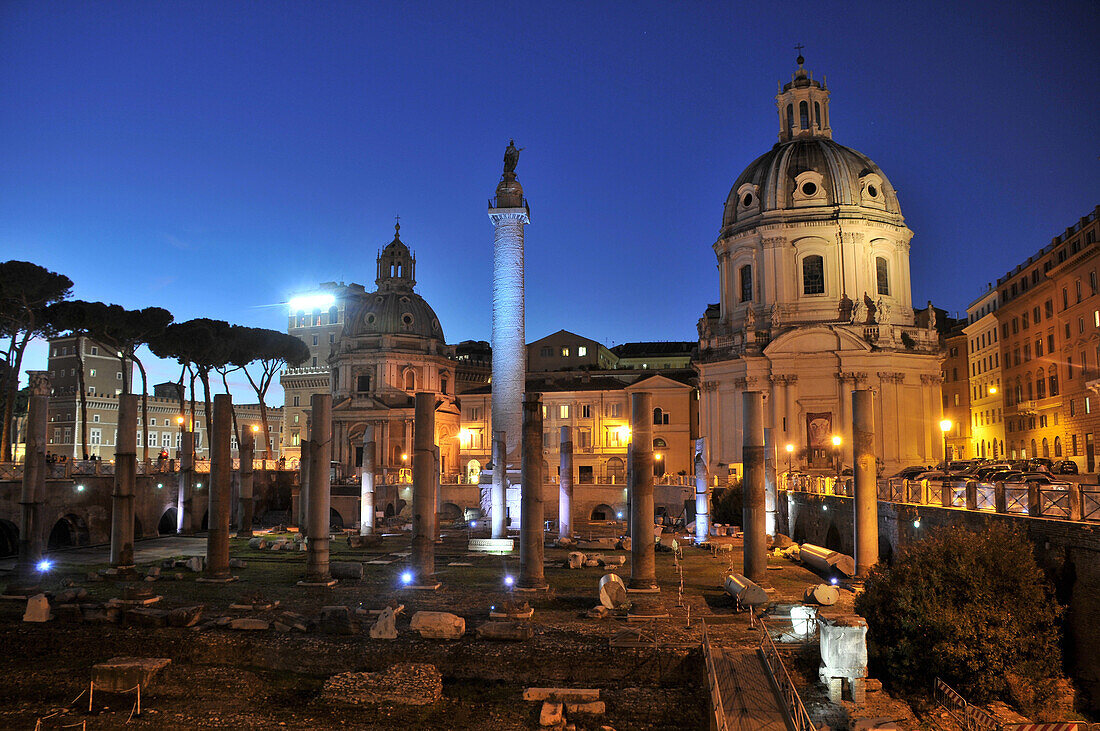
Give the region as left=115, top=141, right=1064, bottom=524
left=939, top=419, right=952, bottom=477
left=785, top=443, right=794, bottom=477
left=831, top=435, right=842, bottom=483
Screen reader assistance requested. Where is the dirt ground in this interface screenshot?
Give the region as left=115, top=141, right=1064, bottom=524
left=0, top=524, right=926, bottom=730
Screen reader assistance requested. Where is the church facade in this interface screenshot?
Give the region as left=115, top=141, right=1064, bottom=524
left=695, top=57, right=944, bottom=476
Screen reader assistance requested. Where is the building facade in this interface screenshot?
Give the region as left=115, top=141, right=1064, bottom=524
left=964, top=287, right=1004, bottom=459
left=695, top=56, right=943, bottom=476
left=941, top=324, right=972, bottom=460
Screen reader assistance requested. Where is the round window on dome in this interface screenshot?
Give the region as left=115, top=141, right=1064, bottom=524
left=741, top=193, right=754, bottom=207
left=801, top=182, right=818, bottom=196
left=867, top=184, right=878, bottom=198
left=402, top=314, right=413, bottom=325
left=366, top=314, right=376, bottom=325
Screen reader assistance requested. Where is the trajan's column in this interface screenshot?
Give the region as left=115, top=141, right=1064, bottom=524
left=487, top=140, right=530, bottom=538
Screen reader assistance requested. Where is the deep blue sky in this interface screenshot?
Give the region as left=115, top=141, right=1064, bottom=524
left=2, top=1, right=1097, bottom=404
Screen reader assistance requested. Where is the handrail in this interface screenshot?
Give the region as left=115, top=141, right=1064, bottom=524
left=700, top=622, right=731, bottom=731
left=756, top=617, right=817, bottom=731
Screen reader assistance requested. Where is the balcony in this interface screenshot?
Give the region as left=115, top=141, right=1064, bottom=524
left=282, top=366, right=330, bottom=377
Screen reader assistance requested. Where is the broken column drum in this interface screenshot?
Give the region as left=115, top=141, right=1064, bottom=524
left=110, top=393, right=138, bottom=568
left=236, top=427, right=255, bottom=538
left=14, top=371, right=49, bottom=588
left=488, top=150, right=529, bottom=539
left=629, top=392, right=657, bottom=590
left=763, top=427, right=778, bottom=536
left=490, top=431, right=506, bottom=535
left=412, top=392, right=437, bottom=581
left=360, top=424, right=376, bottom=535
left=305, top=394, right=333, bottom=583
left=559, top=426, right=573, bottom=539
left=852, top=389, right=879, bottom=576
left=742, top=391, right=767, bottom=583
left=519, top=393, right=546, bottom=588
left=205, top=394, right=233, bottom=580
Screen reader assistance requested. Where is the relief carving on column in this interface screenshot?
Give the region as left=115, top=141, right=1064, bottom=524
left=877, top=371, right=905, bottom=384
left=920, top=373, right=943, bottom=386
left=28, top=371, right=50, bottom=397
left=733, top=376, right=759, bottom=390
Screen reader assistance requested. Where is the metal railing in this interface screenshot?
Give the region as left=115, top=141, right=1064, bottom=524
left=700, top=622, right=731, bottom=731
left=756, top=617, right=816, bottom=731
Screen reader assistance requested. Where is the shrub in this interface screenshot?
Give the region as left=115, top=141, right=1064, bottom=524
left=854, top=524, right=1063, bottom=710
left=711, top=482, right=742, bottom=526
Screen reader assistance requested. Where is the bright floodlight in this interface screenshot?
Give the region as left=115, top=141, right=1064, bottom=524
left=504, top=575, right=514, bottom=587
left=616, top=511, right=624, bottom=519
left=989, top=386, right=998, bottom=394
left=913, top=519, right=921, bottom=528
left=829, top=576, right=838, bottom=586
left=251, top=425, right=260, bottom=433
left=75, top=484, right=85, bottom=492
left=400, top=571, right=413, bottom=585
left=36, top=559, right=51, bottom=572
left=654, top=453, right=663, bottom=461
left=939, top=419, right=952, bottom=433
left=785, top=443, right=794, bottom=453
left=831, top=435, right=841, bottom=447
left=459, top=428, right=472, bottom=442
left=288, top=293, right=335, bottom=313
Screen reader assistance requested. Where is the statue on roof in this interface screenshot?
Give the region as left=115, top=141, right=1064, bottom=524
left=503, top=139, right=524, bottom=174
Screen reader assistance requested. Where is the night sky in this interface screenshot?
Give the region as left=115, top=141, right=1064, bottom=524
left=2, top=1, right=1097, bottom=403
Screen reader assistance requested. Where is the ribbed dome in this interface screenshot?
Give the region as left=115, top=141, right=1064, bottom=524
left=344, top=290, right=444, bottom=342
left=721, top=138, right=902, bottom=232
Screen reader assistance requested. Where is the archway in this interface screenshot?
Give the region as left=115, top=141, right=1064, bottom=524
left=201, top=510, right=209, bottom=531
left=134, top=515, right=143, bottom=540
left=606, top=457, right=625, bottom=482
left=329, top=507, right=344, bottom=530
left=158, top=508, right=178, bottom=536
left=590, top=503, right=615, bottom=521
left=385, top=503, right=396, bottom=518
left=48, top=514, right=89, bottom=550
left=466, top=459, right=481, bottom=484
left=0, top=519, right=18, bottom=557
left=440, top=502, right=461, bottom=521
left=824, top=522, right=842, bottom=552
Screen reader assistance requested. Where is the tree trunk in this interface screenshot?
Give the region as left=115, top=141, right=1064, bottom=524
left=2, top=334, right=32, bottom=462
left=220, top=369, right=240, bottom=450
left=76, top=336, right=88, bottom=459
left=188, top=367, right=198, bottom=453
left=136, top=357, right=150, bottom=463
left=199, top=369, right=214, bottom=462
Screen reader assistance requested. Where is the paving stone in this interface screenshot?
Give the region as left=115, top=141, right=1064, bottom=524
left=566, top=700, right=606, bottom=714
left=539, top=700, right=564, bottom=727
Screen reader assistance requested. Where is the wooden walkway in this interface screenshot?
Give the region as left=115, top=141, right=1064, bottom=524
left=708, top=645, right=791, bottom=731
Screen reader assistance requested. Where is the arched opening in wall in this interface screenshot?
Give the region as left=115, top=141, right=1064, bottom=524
left=606, top=457, right=625, bottom=483
left=201, top=510, right=209, bottom=531
left=878, top=535, right=894, bottom=566
left=785, top=103, right=793, bottom=137
left=385, top=503, right=396, bottom=518
left=590, top=504, right=615, bottom=521
left=440, top=502, right=461, bottom=522
left=814, top=101, right=821, bottom=128
left=466, top=459, right=481, bottom=484
left=792, top=511, right=808, bottom=544
left=799, top=100, right=809, bottom=129
left=48, top=514, right=89, bottom=550
left=739, top=265, right=753, bottom=302
left=802, top=255, right=825, bottom=295
left=158, top=508, right=178, bottom=536
left=328, top=306, right=338, bottom=325
left=824, top=522, right=842, bottom=552
left=134, top=515, right=143, bottom=540
left=653, top=455, right=666, bottom=477
left=440, top=376, right=449, bottom=395
left=1031, top=439, right=1038, bottom=458
left=1055, top=436, right=1062, bottom=457
left=1042, top=438, right=1050, bottom=459
left=876, top=257, right=890, bottom=296
left=404, top=370, right=416, bottom=391
left=0, top=519, right=18, bottom=557
left=329, top=508, right=344, bottom=530
left=395, top=499, right=407, bottom=515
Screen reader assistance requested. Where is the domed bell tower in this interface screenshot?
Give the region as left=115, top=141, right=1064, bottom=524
left=777, top=52, right=832, bottom=142
left=376, top=221, right=416, bottom=292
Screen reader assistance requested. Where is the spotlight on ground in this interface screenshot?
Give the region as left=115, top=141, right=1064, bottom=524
left=913, top=519, right=921, bottom=528
left=504, top=575, right=514, bottom=587
left=36, top=559, right=52, bottom=572
left=400, top=571, right=413, bottom=586
left=75, top=484, right=85, bottom=492
left=829, top=576, right=838, bottom=586
left=616, top=512, right=623, bottom=519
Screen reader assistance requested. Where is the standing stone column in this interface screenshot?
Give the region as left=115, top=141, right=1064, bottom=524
left=412, top=392, right=437, bottom=582
left=360, top=425, right=376, bottom=535
left=10, top=371, right=48, bottom=592
left=694, top=437, right=710, bottom=543
left=852, top=389, right=879, bottom=577
left=236, top=427, right=255, bottom=538
left=110, top=394, right=138, bottom=568
left=519, top=393, right=546, bottom=588
left=559, top=426, right=573, bottom=539
left=490, top=431, right=507, bottom=537
left=629, top=392, right=657, bottom=590
left=203, top=394, right=234, bottom=581
left=298, top=434, right=310, bottom=531
left=304, top=394, right=333, bottom=583
left=763, top=427, right=778, bottom=537
left=177, top=430, right=194, bottom=534
left=743, top=391, right=767, bottom=583
left=489, top=147, right=529, bottom=538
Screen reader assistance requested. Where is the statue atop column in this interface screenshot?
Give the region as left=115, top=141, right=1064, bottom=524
left=503, top=139, right=524, bottom=175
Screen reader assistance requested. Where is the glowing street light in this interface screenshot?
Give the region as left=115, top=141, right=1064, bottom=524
left=831, top=435, right=842, bottom=482
left=785, top=443, right=794, bottom=476
left=989, top=385, right=998, bottom=395
left=36, top=559, right=52, bottom=572
left=400, top=570, right=413, bottom=586
left=939, top=419, right=953, bottom=477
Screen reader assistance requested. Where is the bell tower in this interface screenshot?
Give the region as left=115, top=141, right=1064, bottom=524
left=375, top=220, right=416, bottom=292
left=776, top=50, right=832, bottom=142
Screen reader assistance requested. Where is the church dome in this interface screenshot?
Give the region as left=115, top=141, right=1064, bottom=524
left=721, top=137, right=903, bottom=233
left=344, top=289, right=445, bottom=341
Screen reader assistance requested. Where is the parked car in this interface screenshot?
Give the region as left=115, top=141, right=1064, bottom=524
left=1052, top=460, right=1079, bottom=474
left=1004, top=472, right=1070, bottom=488
left=988, top=469, right=1023, bottom=483
left=892, top=466, right=927, bottom=480
left=1028, top=457, right=1055, bottom=472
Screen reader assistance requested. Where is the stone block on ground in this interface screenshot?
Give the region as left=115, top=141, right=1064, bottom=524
left=228, top=558, right=247, bottom=569
left=852, top=719, right=898, bottom=731
left=55, top=603, right=84, bottom=623
left=322, top=663, right=442, bottom=706
left=23, top=594, right=51, bottom=623
left=230, top=618, right=270, bottom=631
left=369, top=606, right=398, bottom=639
left=524, top=688, right=600, bottom=702
left=584, top=559, right=600, bottom=568
left=320, top=605, right=357, bottom=635
left=331, top=562, right=364, bottom=581
left=247, top=537, right=265, bottom=549
left=598, top=573, right=627, bottom=609
left=598, top=555, right=625, bottom=567
left=566, top=700, right=606, bottom=714
left=539, top=700, right=564, bottom=727
left=566, top=551, right=585, bottom=569
left=184, top=556, right=203, bottom=572
left=587, top=605, right=610, bottom=619
left=476, top=621, right=533, bottom=641
left=771, top=532, right=794, bottom=548
left=91, top=657, right=171, bottom=692
left=616, top=537, right=631, bottom=551
left=410, top=611, right=464, bottom=639
left=818, top=613, right=868, bottom=677
left=124, top=608, right=168, bottom=628
left=804, top=584, right=840, bottom=606
left=166, top=605, right=205, bottom=627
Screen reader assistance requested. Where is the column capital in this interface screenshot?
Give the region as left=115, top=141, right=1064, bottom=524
left=488, top=209, right=530, bottom=225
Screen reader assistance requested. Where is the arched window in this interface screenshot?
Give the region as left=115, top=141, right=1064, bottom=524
left=1054, top=436, right=1062, bottom=457
left=1030, top=439, right=1037, bottom=457
left=876, top=257, right=890, bottom=296
left=312, top=308, right=321, bottom=326
left=653, top=437, right=668, bottom=448
left=296, top=310, right=306, bottom=327
left=606, top=457, right=625, bottom=482
left=814, top=101, right=821, bottom=128
left=799, top=100, right=809, bottom=129
left=440, top=376, right=449, bottom=395
left=1026, top=380, right=1033, bottom=400
left=1042, top=438, right=1050, bottom=458
left=786, top=103, right=794, bottom=136
left=653, top=408, right=663, bottom=425
left=404, top=369, right=416, bottom=390
left=328, top=306, right=338, bottom=324
left=739, top=265, right=753, bottom=302
left=802, top=255, right=825, bottom=294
